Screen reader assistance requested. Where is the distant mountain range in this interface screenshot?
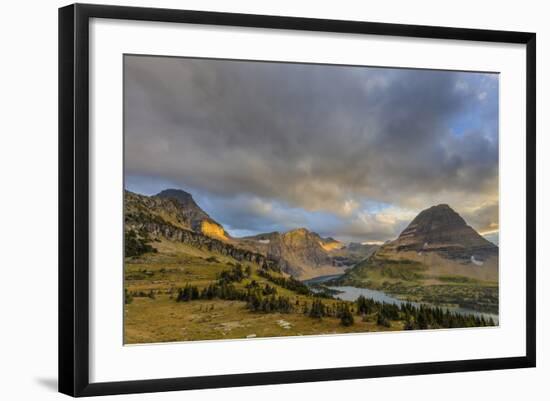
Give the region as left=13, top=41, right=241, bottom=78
left=124, top=189, right=376, bottom=279
left=125, top=189, right=497, bottom=282
left=241, top=229, right=376, bottom=278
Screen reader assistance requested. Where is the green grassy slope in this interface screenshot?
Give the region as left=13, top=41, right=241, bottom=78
left=124, top=238, right=495, bottom=344
left=332, top=249, right=498, bottom=314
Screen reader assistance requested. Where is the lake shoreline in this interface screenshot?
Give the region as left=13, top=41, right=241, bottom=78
left=303, top=274, right=498, bottom=323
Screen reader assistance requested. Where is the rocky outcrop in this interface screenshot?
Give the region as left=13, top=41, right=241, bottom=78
left=156, top=189, right=229, bottom=240
left=125, top=189, right=367, bottom=279
left=242, top=228, right=347, bottom=278
left=126, top=208, right=277, bottom=268
left=125, top=189, right=229, bottom=241
left=330, top=242, right=378, bottom=267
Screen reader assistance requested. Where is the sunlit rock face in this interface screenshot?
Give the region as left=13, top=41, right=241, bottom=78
left=318, top=237, right=344, bottom=252
left=200, top=220, right=228, bottom=241
left=242, top=229, right=355, bottom=279
left=155, top=188, right=230, bottom=241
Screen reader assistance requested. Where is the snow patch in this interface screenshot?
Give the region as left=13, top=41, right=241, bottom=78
left=470, top=255, right=484, bottom=266
left=277, top=319, right=292, bottom=329
left=258, top=239, right=270, bottom=244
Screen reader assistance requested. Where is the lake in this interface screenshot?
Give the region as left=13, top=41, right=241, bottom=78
left=304, top=274, right=499, bottom=323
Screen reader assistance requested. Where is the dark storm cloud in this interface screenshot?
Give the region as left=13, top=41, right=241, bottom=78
left=124, top=55, right=498, bottom=241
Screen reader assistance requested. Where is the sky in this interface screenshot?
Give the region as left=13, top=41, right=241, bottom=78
left=124, top=55, right=499, bottom=245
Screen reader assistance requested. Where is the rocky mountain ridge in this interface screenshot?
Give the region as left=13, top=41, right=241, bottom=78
left=125, top=191, right=278, bottom=268
left=125, top=189, right=373, bottom=279
left=125, top=190, right=495, bottom=283
left=242, top=229, right=346, bottom=278
left=155, top=189, right=229, bottom=241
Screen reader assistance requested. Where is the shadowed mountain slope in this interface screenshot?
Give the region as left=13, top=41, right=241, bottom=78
left=391, top=204, right=497, bottom=261
left=335, top=204, right=499, bottom=286
left=125, top=190, right=376, bottom=279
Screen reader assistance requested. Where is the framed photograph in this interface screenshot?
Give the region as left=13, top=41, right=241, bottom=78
left=58, top=3, right=536, bottom=397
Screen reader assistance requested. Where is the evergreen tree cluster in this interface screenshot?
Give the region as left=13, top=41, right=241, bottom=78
left=218, top=263, right=249, bottom=283
left=176, top=279, right=294, bottom=314
left=354, top=295, right=495, bottom=329
left=245, top=280, right=277, bottom=296
left=125, top=229, right=157, bottom=257
left=336, top=303, right=355, bottom=326
left=246, top=294, right=293, bottom=313
left=124, top=288, right=133, bottom=304
left=398, top=302, right=495, bottom=330
left=356, top=295, right=377, bottom=315
left=173, top=266, right=495, bottom=331
left=126, top=289, right=156, bottom=300
left=201, top=281, right=245, bottom=301
left=257, top=269, right=313, bottom=296
left=260, top=260, right=282, bottom=273
left=377, top=313, right=391, bottom=327
left=307, top=299, right=326, bottom=318
left=176, top=281, right=246, bottom=303
left=176, top=284, right=200, bottom=301
left=300, top=300, right=354, bottom=326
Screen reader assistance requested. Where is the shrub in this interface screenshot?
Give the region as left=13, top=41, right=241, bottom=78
left=176, top=284, right=200, bottom=302
left=246, top=294, right=293, bottom=314
left=377, top=313, right=391, bottom=328
left=124, top=288, right=133, bottom=304
left=309, top=299, right=326, bottom=318
left=125, top=229, right=157, bottom=257
left=337, top=303, right=354, bottom=326
left=218, top=265, right=246, bottom=283
left=257, top=269, right=313, bottom=296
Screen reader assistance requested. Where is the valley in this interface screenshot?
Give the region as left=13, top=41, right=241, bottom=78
left=329, top=204, right=499, bottom=314
left=124, top=240, right=401, bottom=343
left=124, top=189, right=498, bottom=344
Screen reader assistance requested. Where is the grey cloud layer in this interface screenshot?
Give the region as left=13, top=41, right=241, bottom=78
left=125, top=56, right=499, bottom=241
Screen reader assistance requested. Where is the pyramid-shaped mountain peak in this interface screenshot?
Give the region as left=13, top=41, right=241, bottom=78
left=403, top=204, right=467, bottom=235
left=394, top=204, right=496, bottom=260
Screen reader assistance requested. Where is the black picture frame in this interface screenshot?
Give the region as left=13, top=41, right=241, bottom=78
left=59, top=3, right=536, bottom=397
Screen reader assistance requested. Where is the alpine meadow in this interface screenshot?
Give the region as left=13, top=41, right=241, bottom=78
left=123, top=55, right=499, bottom=344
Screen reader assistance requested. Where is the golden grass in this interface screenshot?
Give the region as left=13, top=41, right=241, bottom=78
left=124, top=239, right=402, bottom=344
left=124, top=295, right=400, bottom=344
